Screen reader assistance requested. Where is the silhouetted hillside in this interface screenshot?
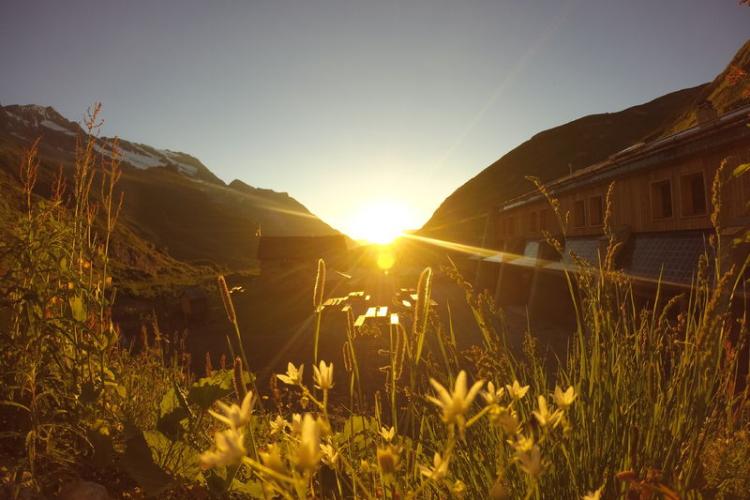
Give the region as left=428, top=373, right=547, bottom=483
left=0, top=104, right=340, bottom=270
left=423, top=40, right=750, bottom=244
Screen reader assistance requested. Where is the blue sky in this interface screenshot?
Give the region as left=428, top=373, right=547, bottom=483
left=1, top=1, right=749, bottom=237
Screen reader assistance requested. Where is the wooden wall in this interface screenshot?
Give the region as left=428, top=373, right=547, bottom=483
left=493, top=138, right=750, bottom=245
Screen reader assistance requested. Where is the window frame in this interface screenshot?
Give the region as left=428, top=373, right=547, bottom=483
left=650, top=179, right=674, bottom=220
left=573, top=199, right=587, bottom=228
left=679, top=171, right=708, bottom=218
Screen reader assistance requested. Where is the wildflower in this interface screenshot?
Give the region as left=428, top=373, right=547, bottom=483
left=376, top=445, right=401, bottom=475
left=200, top=428, right=246, bottom=469
left=208, top=391, right=253, bottom=429
left=482, top=381, right=505, bottom=405
left=451, top=479, right=466, bottom=497
left=554, top=385, right=577, bottom=410
left=379, top=425, right=396, bottom=442
left=313, top=360, right=334, bottom=390
left=320, top=442, right=339, bottom=467
left=532, top=395, right=562, bottom=429
left=259, top=443, right=286, bottom=475
left=419, top=452, right=449, bottom=481
left=360, top=459, right=375, bottom=473
left=427, top=370, right=484, bottom=428
left=582, top=486, right=604, bottom=500
left=293, top=414, right=321, bottom=472
left=277, top=362, right=304, bottom=385
left=513, top=434, right=535, bottom=453
left=493, top=406, right=520, bottom=435
left=269, top=415, right=286, bottom=435
left=515, top=444, right=542, bottom=477
left=289, top=413, right=302, bottom=434
left=505, top=380, right=529, bottom=400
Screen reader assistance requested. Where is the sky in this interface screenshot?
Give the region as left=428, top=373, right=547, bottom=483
left=1, top=1, right=749, bottom=239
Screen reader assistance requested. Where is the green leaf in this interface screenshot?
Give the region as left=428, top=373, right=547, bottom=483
left=144, top=430, right=200, bottom=480
left=119, top=424, right=172, bottom=497
left=157, top=387, right=188, bottom=441
left=69, top=295, right=87, bottom=322
left=187, top=369, right=249, bottom=410
left=339, top=415, right=378, bottom=455
left=732, top=162, right=750, bottom=178
left=230, top=478, right=265, bottom=498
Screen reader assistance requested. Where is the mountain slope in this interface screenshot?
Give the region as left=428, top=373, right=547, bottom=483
left=0, top=104, right=339, bottom=269
left=422, top=40, right=750, bottom=244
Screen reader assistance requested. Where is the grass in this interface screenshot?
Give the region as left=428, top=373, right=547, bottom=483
left=0, top=113, right=749, bottom=499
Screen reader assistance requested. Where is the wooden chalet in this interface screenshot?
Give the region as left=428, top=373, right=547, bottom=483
left=475, top=102, right=750, bottom=314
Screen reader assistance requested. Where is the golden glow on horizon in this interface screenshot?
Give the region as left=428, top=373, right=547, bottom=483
left=344, top=200, right=418, bottom=244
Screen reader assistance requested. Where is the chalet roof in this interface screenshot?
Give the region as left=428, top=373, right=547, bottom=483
left=499, top=104, right=750, bottom=213
left=257, top=235, right=348, bottom=261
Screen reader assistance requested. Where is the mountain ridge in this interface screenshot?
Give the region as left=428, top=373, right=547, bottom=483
left=0, top=103, right=340, bottom=270
left=422, top=40, right=750, bottom=244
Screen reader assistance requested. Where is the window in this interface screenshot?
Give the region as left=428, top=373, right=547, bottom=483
left=589, top=196, right=604, bottom=226
left=651, top=180, right=673, bottom=219
left=528, top=211, right=538, bottom=232
left=680, top=172, right=707, bottom=216
left=573, top=200, right=586, bottom=227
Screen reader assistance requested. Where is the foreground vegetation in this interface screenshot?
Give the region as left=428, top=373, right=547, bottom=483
left=1, top=117, right=749, bottom=498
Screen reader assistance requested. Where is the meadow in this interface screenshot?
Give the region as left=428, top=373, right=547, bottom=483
left=1, top=123, right=749, bottom=499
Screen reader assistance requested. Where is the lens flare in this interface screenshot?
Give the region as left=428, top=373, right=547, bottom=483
left=376, top=247, right=396, bottom=271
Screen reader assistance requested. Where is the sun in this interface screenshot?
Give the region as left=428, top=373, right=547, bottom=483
left=344, top=200, right=417, bottom=244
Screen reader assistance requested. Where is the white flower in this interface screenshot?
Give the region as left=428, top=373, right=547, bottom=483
left=259, top=443, right=286, bottom=475
left=582, top=486, right=603, bottom=500
left=269, top=415, right=286, bottom=435
left=419, top=452, right=450, bottom=481
left=377, top=445, right=401, bottom=475
left=515, top=444, right=542, bottom=477
left=532, top=395, right=562, bottom=428
left=493, top=406, right=520, bottom=435
left=482, top=381, right=505, bottom=405
left=505, top=380, right=529, bottom=400
left=512, top=434, right=535, bottom=453
left=293, top=414, right=321, bottom=472
left=554, top=385, right=577, bottom=410
left=290, top=413, right=302, bottom=434
left=427, top=370, right=484, bottom=427
left=199, top=428, right=246, bottom=469
left=379, top=426, right=396, bottom=442
left=313, top=360, right=334, bottom=390
left=320, top=442, right=339, bottom=467
left=208, top=391, right=253, bottom=429
left=277, top=362, right=304, bottom=385
left=451, top=479, right=466, bottom=496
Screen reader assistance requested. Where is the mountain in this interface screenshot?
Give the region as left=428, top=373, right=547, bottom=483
left=422, top=40, right=750, bottom=244
left=0, top=104, right=340, bottom=270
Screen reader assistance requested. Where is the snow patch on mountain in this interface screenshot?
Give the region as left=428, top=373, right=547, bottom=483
left=40, top=119, right=76, bottom=136
left=160, top=149, right=199, bottom=175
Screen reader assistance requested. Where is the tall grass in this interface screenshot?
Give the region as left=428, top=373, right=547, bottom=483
left=1, top=122, right=748, bottom=498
